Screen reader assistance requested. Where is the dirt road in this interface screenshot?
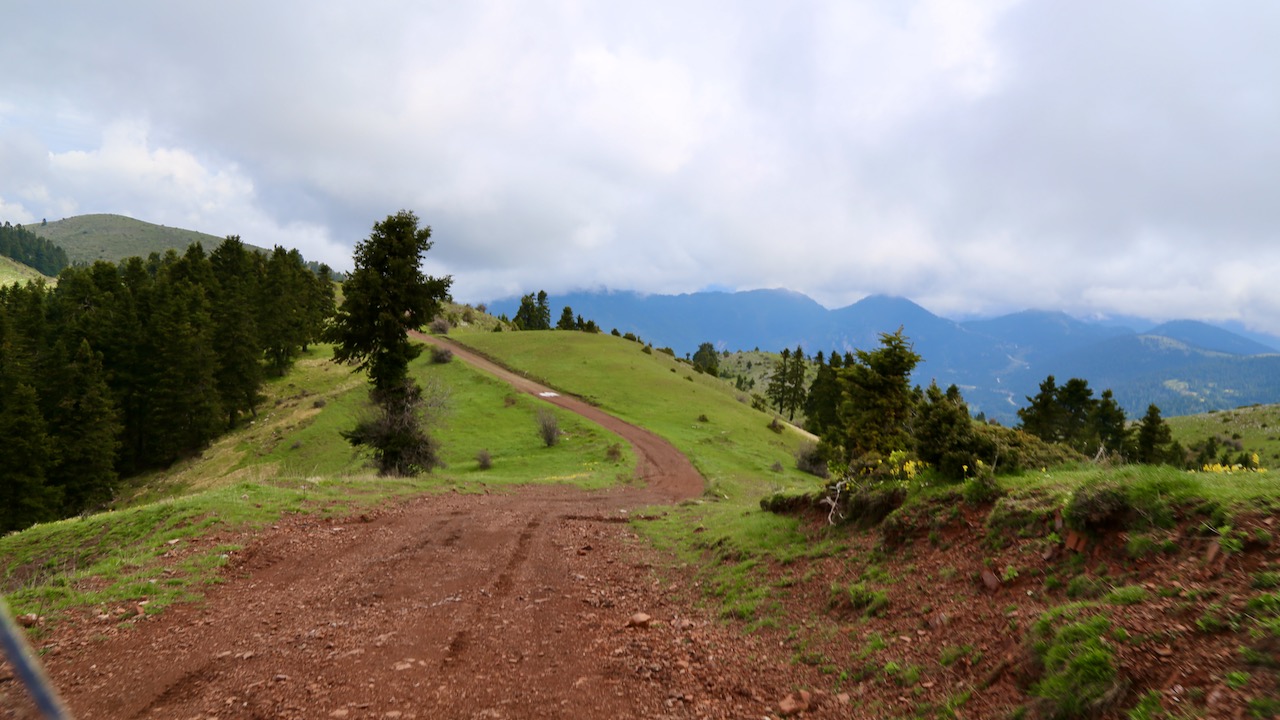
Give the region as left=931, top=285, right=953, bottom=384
left=1, top=336, right=840, bottom=719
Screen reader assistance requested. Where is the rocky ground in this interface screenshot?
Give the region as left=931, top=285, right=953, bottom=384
left=2, top=485, right=865, bottom=719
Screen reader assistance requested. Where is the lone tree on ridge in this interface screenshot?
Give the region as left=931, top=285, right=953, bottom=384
left=326, top=210, right=453, bottom=475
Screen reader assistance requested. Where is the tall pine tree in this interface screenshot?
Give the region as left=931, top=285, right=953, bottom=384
left=210, top=236, right=265, bottom=427
left=47, top=339, right=121, bottom=513
left=0, top=384, right=61, bottom=532
left=327, top=210, right=453, bottom=475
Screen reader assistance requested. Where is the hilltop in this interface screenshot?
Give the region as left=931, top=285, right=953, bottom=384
left=25, top=214, right=256, bottom=265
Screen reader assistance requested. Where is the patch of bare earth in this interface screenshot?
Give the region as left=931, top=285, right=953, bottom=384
left=2, top=487, right=862, bottom=719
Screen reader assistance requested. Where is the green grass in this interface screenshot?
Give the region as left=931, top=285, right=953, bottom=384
left=1000, top=463, right=1280, bottom=518
left=1167, top=404, right=1280, bottom=468
left=118, top=343, right=634, bottom=505
left=0, top=476, right=444, bottom=619
left=0, top=255, right=51, bottom=287
left=454, top=329, right=815, bottom=498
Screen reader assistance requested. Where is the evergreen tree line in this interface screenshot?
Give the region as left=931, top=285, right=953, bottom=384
left=0, top=221, right=70, bottom=276
left=509, top=290, right=601, bottom=333
left=0, top=238, right=335, bottom=532
left=763, top=329, right=1184, bottom=481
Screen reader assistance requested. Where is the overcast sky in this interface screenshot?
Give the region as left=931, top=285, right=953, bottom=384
left=3, top=1, right=1278, bottom=332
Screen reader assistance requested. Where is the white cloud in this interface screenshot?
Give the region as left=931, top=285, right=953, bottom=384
left=1, top=0, right=1278, bottom=337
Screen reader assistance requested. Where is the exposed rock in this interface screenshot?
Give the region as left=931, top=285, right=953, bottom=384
left=981, top=569, right=1001, bottom=591
left=627, top=612, right=653, bottom=629
left=778, top=690, right=810, bottom=716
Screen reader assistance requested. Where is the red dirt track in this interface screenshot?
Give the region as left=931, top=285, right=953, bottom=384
left=0, top=335, right=841, bottom=719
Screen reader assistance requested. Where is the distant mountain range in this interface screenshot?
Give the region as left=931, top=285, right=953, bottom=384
left=487, top=289, right=1280, bottom=424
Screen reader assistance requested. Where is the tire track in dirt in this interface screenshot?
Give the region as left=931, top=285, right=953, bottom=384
left=6, top=335, right=744, bottom=720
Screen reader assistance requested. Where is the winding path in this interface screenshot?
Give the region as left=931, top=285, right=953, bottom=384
left=2, top=335, right=848, bottom=720
left=410, top=331, right=704, bottom=503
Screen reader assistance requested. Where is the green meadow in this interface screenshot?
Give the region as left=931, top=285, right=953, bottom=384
left=1, top=340, right=634, bottom=619
left=0, top=256, right=49, bottom=287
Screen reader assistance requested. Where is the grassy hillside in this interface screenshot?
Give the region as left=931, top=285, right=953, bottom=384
left=2, top=341, right=635, bottom=618
left=0, top=255, right=49, bottom=286
left=452, top=329, right=816, bottom=498
left=1167, top=402, right=1280, bottom=467
left=30, top=214, right=261, bottom=265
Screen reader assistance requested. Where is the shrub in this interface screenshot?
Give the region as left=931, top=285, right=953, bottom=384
left=536, top=408, right=560, bottom=447
left=1104, top=585, right=1147, bottom=605
left=475, top=449, right=492, bottom=470
left=962, top=472, right=1003, bottom=505
left=831, top=482, right=907, bottom=528
left=343, top=386, right=445, bottom=476
left=795, top=442, right=829, bottom=478
left=1252, top=571, right=1280, bottom=590
left=1064, top=483, right=1129, bottom=532
left=1066, top=575, right=1108, bottom=600
left=767, top=418, right=784, bottom=434
left=429, top=345, right=453, bottom=364
left=428, top=316, right=451, bottom=334
left=828, top=582, right=890, bottom=618
left=605, top=443, right=623, bottom=462
left=1027, top=613, right=1125, bottom=718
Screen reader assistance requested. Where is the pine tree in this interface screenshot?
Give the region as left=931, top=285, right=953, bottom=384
left=535, top=290, right=551, bottom=330
left=783, top=345, right=807, bottom=420
left=766, top=348, right=791, bottom=414
left=692, top=342, right=720, bottom=376
left=913, top=382, right=976, bottom=479
left=111, top=257, right=159, bottom=474
left=1091, top=389, right=1128, bottom=457
left=0, top=383, right=61, bottom=532
left=301, top=260, right=337, bottom=350
left=1018, top=375, right=1064, bottom=442
left=149, top=271, right=222, bottom=463
left=835, top=328, right=922, bottom=460
left=327, top=210, right=453, bottom=475
left=557, top=306, right=577, bottom=330
left=803, top=351, right=842, bottom=435
left=513, top=293, right=540, bottom=330
left=48, top=339, right=122, bottom=513
left=259, top=247, right=309, bottom=376
left=210, top=236, right=265, bottom=426
left=1133, top=404, right=1173, bottom=464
